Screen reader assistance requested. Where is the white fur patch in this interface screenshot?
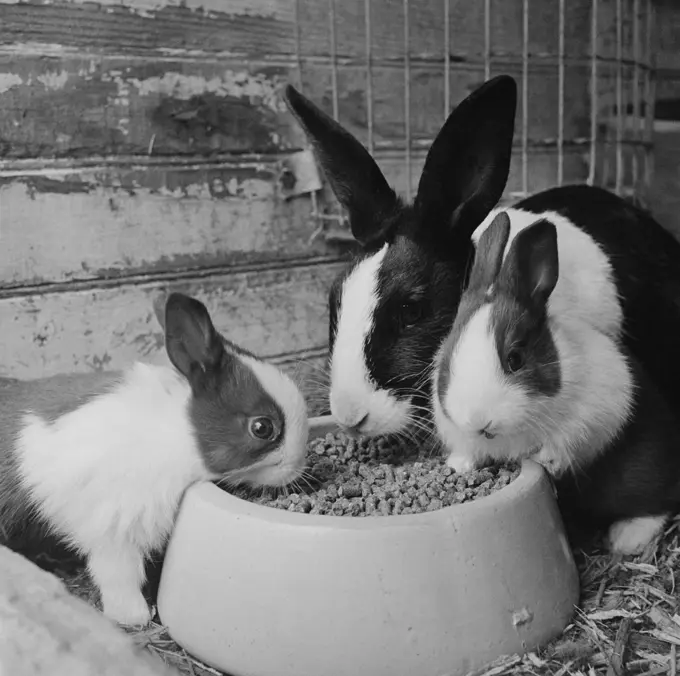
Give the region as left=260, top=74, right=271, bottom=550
left=473, top=207, right=623, bottom=341
left=238, top=353, right=309, bottom=487
left=16, top=363, right=207, bottom=625
left=329, top=244, right=411, bottom=436
left=607, top=515, right=667, bottom=555
left=433, top=304, right=532, bottom=469
left=442, top=305, right=529, bottom=436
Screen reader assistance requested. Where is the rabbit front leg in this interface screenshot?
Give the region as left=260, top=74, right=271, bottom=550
left=533, top=445, right=561, bottom=476
left=446, top=451, right=478, bottom=474
left=87, top=541, right=151, bottom=626
left=607, top=514, right=668, bottom=556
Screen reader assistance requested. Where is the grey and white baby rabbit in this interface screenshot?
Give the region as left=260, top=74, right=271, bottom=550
left=433, top=213, right=680, bottom=555
left=0, top=293, right=308, bottom=625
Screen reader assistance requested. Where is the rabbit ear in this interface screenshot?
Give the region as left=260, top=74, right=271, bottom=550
left=283, top=85, right=399, bottom=247
left=467, top=211, right=512, bottom=292
left=164, top=293, right=226, bottom=380
left=498, top=219, right=559, bottom=309
left=414, top=75, right=517, bottom=247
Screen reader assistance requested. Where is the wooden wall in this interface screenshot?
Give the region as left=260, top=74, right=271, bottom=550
left=0, top=0, right=670, bottom=409
left=647, top=0, right=680, bottom=240
left=0, top=0, right=342, bottom=409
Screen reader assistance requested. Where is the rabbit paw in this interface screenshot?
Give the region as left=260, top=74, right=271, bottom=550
left=446, top=453, right=477, bottom=474
left=102, top=591, right=152, bottom=627
left=607, top=515, right=667, bottom=556
left=533, top=445, right=569, bottom=477
left=88, top=545, right=151, bottom=627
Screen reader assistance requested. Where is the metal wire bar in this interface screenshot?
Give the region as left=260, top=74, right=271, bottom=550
left=403, top=0, right=412, bottom=201
left=521, top=0, right=529, bottom=196
left=444, top=0, right=450, bottom=118
left=364, top=137, right=651, bottom=152
left=643, top=0, right=655, bottom=191
left=588, top=0, right=599, bottom=186
left=281, top=53, right=649, bottom=73
left=293, top=0, right=325, bottom=231
left=365, top=0, right=374, bottom=153
left=329, top=0, right=339, bottom=120
left=632, top=0, right=640, bottom=190
left=484, top=0, right=491, bottom=81
left=615, top=0, right=624, bottom=194
left=557, top=0, right=565, bottom=186
left=293, top=0, right=303, bottom=87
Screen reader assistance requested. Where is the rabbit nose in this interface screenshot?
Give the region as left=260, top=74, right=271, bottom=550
left=478, top=422, right=496, bottom=439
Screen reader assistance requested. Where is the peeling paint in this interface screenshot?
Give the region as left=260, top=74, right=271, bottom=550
left=0, top=73, right=23, bottom=94
left=0, top=165, right=332, bottom=290
left=0, top=43, right=84, bottom=58
left=121, top=70, right=284, bottom=111
left=0, top=265, right=337, bottom=380
left=0, top=175, right=95, bottom=197
left=0, top=0, right=280, bottom=19
left=0, top=68, right=94, bottom=92
left=35, top=70, right=70, bottom=90
left=0, top=163, right=289, bottom=197
left=0, top=60, right=293, bottom=157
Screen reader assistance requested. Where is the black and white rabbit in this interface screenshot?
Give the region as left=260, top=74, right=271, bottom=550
left=0, top=293, right=308, bottom=626
left=432, top=212, right=680, bottom=556
left=283, top=75, right=680, bottom=443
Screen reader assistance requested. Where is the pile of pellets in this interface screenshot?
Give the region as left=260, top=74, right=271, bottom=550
left=228, top=431, right=520, bottom=517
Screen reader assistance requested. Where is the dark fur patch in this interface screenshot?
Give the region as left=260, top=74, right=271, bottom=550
left=488, top=217, right=561, bottom=396
left=188, top=344, right=286, bottom=478
left=14, top=371, right=123, bottom=422
left=556, top=353, right=680, bottom=541
left=362, top=214, right=474, bottom=413
left=517, top=184, right=680, bottom=419
left=436, top=295, right=483, bottom=412
left=490, top=297, right=561, bottom=396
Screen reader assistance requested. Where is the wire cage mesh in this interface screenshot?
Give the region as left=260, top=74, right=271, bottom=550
left=291, top=0, right=657, bottom=238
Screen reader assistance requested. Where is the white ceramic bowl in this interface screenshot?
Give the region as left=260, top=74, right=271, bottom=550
left=158, top=416, right=579, bottom=676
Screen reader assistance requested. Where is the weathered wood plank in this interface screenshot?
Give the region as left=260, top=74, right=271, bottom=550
left=0, top=261, right=341, bottom=379
left=0, top=145, right=586, bottom=287
left=0, top=0, right=595, bottom=62
left=656, top=0, right=680, bottom=72
left=648, top=125, right=680, bottom=242
left=648, top=2, right=680, bottom=240
left=0, top=159, right=336, bottom=287
left=0, top=146, right=587, bottom=287
left=0, top=55, right=595, bottom=159
left=0, top=56, right=302, bottom=158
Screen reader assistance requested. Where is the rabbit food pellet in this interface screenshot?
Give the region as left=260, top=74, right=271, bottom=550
left=227, top=432, right=520, bottom=516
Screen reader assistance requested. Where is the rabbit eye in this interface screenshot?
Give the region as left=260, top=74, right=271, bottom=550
left=248, top=416, right=278, bottom=441
left=400, top=301, right=424, bottom=327
left=506, top=349, right=525, bottom=373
